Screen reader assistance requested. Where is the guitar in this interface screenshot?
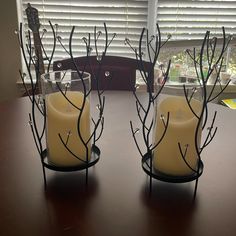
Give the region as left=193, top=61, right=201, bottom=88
left=26, top=3, right=45, bottom=93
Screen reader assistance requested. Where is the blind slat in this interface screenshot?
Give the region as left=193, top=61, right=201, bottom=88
left=21, top=0, right=148, bottom=59
left=157, top=0, right=236, bottom=41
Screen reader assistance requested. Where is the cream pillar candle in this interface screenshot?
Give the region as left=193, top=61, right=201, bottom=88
left=46, top=91, right=90, bottom=167
left=153, top=96, right=202, bottom=176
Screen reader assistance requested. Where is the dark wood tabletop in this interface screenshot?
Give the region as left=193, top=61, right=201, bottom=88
left=0, top=91, right=236, bottom=236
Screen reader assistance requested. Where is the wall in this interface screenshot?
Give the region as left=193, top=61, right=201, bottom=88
left=0, top=1, right=21, bottom=102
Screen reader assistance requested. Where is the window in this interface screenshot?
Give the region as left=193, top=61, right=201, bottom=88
left=156, top=0, right=236, bottom=77
left=17, top=0, right=236, bottom=79
left=157, top=0, right=236, bottom=41
left=19, top=0, right=148, bottom=61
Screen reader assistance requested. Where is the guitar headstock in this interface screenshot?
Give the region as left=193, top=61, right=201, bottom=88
left=26, top=3, right=40, bottom=33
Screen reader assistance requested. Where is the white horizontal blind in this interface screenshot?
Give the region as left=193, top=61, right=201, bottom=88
left=157, top=0, right=236, bottom=42
left=20, top=0, right=148, bottom=61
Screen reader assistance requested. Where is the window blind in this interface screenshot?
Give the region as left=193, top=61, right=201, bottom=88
left=157, top=0, right=236, bottom=42
left=20, top=0, right=148, bottom=61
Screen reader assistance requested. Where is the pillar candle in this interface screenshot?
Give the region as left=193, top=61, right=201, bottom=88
left=46, top=91, right=90, bottom=167
left=153, top=96, right=202, bottom=176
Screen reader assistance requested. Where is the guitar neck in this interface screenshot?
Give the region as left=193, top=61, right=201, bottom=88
left=26, top=3, right=44, bottom=94
left=33, top=31, right=45, bottom=76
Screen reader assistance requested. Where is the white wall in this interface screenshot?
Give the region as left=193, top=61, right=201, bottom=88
left=0, top=1, right=21, bottom=102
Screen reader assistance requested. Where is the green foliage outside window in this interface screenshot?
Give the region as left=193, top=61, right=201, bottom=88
left=158, top=46, right=236, bottom=83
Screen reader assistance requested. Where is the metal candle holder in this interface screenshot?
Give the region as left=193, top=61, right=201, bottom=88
left=17, top=4, right=116, bottom=187
left=127, top=23, right=232, bottom=199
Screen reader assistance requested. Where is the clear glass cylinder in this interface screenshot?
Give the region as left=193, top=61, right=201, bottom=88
left=152, top=85, right=203, bottom=176
left=41, top=70, right=91, bottom=167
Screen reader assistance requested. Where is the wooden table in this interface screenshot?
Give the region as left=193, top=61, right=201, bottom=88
left=0, top=91, right=236, bottom=236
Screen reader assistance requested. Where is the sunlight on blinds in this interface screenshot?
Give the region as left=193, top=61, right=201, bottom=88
left=21, top=0, right=148, bottom=60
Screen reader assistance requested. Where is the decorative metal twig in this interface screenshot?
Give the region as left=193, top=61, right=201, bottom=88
left=17, top=4, right=115, bottom=186
left=128, top=23, right=231, bottom=199
left=184, top=29, right=231, bottom=199
left=128, top=23, right=170, bottom=157
left=126, top=23, right=171, bottom=193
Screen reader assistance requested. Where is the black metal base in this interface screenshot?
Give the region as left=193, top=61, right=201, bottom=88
left=142, top=152, right=204, bottom=199
left=40, top=144, right=100, bottom=187
left=142, top=153, right=204, bottom=183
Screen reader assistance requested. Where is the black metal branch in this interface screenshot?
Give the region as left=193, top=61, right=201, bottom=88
left=193, top=47, right=200, bottom=79
left=127, top=23, right=172, bottom=162
left=94, top=117, right=104, bottom=143
left=94, top=26, right=100, bottom=58
left=57, top=36, right=70, bottom=55
left=147, top=119, right=154, bottom=145
left=86, top=96, right=105, bottom=145
left=140, top=98, right=152, bottom=151
left=206, top=31, right=212, bottom=68
left=208, top=79, right=231, bottom=103
left=55, top=81, right=82, bottom=111
left=154, top=23, right=161, bottom=60
left=214, top=27, right=226, bottom=66
left=137, top=28, right=156, bottom=96
left=86, top=115, right=103, bottom=145
left=107, top=33, right=117, bottom=47
left=150, top=112, right=170, bottom=152
left=18, top=17, right=48, bottom=165
left=68, top=26, right=86, bottom=85
left=40, top=28, right=47, bottom=40
left=39, top=35, right=50, bottom=65
left=39, top=100, right=47, bottom=141
left=144, top=159, right=151, bottom=169
left=57, top=26, right=89, bottom=166
left=130, top=121, right=143, bottom=157
left=147, top=35, right=156, bottom=55
left=207, top=34, right=216, bottom=68
left=138, top=28, right=148, bottom=78
left=160, top=36, right=172, bottom=48
left=19, top=71, right=33, bottom=101
left=135, top=101, right=149, bottom=130
left=200, top=111, right=218, bottom=152
left=202, top=126, right=218, bottom=149
left=58, top=134, right=87, bottom=163
left=146, top=30, right=153, bottom=64
left=153, top=60, right=171, bottom=100
left=124, top=38, right=136, bottom=54
left=103, top=23, right=108, bottom=55
left=132, top=89, right=147, bottom=113
left=66, top=23, right=111, bottom=164
left=31, top=93, right=44, bottom=157
left=28, top=113, right=41, bottom=155
left=198, top=32, right=209, bottom=130
left=224, top=35, right=232, bottom=54
left=47, top=21, right=56, bottom=72
left=183, top=85, right=200, bottom=119
left=25, top=31, right=33, bottom=63
left=185, top=49, right=200, bottom=66
left=206, top=61, right=223, bottom=102
left=178, top=143, right=198, bottom=173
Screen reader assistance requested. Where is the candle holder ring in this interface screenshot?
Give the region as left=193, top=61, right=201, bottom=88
left=41, top=144, right=100, bottom=172
left=142, top=153, right=204, bottom=184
